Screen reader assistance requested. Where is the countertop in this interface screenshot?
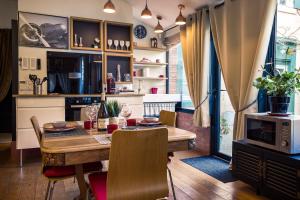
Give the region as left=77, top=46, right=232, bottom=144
left=13, top=93, right=145, bottom=98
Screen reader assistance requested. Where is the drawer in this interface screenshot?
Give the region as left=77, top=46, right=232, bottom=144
left=107, top=96, right=143, bottom=105
left=17, top=107, right=65, bottom=129
left=16, top=128, right=40, bottom=149
left=16, top=97, right=65, bottom=108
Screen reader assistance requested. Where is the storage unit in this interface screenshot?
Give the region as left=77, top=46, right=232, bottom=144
left=233, top=140, right=300, bottom=200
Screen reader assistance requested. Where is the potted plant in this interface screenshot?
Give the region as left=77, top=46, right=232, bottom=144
left=107, top=100, right=122, bottom=124
left=253, top=66, right=300, bottom=114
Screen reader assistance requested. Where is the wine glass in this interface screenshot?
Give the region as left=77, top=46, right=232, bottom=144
left=125, top=41, right=130, bottom=51
left=114, top=40, right=119, bottom=50
left=120, top=104, right=132, bottom=127
left=107, top=39, right=113, bottom=49
left=120, top=40, right=125, bottom=50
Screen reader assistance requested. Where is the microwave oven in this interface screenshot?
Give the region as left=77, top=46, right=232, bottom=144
left=244, top=113, right=300, bottom=154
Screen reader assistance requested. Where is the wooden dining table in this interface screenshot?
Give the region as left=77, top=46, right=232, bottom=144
left=41, top=124, right=196, bottom=199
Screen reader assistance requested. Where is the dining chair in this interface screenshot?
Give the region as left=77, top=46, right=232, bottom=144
left=30, top=116, right=102, bottom=200
left=159, top=110, right=177, bottom=199
left=88, top=128, right=169, bottom=200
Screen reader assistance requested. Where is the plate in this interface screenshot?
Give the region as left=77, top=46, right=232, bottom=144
left=138, top=121, right=162, bottom=126
left=267, top=112, right=292, bottom=117
left=44, top=122, right=78, bottom=132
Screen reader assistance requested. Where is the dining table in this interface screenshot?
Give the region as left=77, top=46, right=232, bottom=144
left=41, top=122, right=196, bottom=199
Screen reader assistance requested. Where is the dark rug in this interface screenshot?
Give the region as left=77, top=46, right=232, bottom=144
left=181, top=156, right=237, bottom=183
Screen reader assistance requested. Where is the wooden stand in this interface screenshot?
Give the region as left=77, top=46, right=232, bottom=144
left=232, top=140, right=300, bottom=200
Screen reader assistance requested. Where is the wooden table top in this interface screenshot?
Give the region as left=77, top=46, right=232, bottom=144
left=41, top=127, right=196, bottom=154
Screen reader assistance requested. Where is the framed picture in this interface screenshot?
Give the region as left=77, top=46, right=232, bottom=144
left=18, top=12, right=69, bottom=49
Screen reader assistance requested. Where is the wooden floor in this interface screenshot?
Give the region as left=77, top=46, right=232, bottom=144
left=0, top=143, right=269, bottom=200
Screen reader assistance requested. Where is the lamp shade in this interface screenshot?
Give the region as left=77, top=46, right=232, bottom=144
left=154, top=16, right=163, bottom=33
left=175, top=4, right=186, bottom=25
left=141, top=0, right=152, bottom=19
left=103, top=0, right=116, bottom=13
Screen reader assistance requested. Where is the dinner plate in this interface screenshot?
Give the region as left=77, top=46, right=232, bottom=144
left=138, top=121, right=162, bottom=126
left=44, top=122, right=78, bottom=132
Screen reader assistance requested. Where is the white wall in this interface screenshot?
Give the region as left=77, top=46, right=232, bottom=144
left=0, top=0, right=17, bottom=28
left=18, top=0, right=167, bottom=94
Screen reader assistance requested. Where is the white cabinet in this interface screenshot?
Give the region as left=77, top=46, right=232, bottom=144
left=107, top=96, right=144, bottom=118
left=16, top=97, right=65, bottom=150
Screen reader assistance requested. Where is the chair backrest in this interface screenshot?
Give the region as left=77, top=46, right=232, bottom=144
left=107, top=128, right=169, bottom=200
left=30, top=116, right=43, bottom=144
left=159, top=110, right=176, bottom=127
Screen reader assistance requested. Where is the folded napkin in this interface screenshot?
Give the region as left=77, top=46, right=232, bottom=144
left=93, top=135, right=111, bottom=145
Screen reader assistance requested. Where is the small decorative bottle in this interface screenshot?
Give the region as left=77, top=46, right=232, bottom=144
left=116, top=64, right=121, bottom=82
left=79, top=37, right=83, bottom=47
left=74, top=34, right=78, bottom=47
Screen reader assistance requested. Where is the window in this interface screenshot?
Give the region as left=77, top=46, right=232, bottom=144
left=168, top=43, right=194, bottom=110
left=276, top=0, right=300, bottom=114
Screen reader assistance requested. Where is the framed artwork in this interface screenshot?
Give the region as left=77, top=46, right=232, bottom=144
left=18, top=12, right=69, bottom=49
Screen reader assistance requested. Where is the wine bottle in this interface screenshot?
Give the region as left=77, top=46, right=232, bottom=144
left=97, top=93, right=109, bottom=131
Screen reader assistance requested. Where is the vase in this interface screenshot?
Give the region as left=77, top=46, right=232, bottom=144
left=268, top=96, right=290, bottom=114
left=109, top=117, right=119, bottom=125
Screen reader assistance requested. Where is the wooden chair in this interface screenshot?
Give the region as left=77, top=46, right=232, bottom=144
left=30, top=116, right=102, bottom=200
left=159, top=110, right=176, bottom=127
left=159, top=110, right=177, bottom=199
left=88, top=128, right=169, bottom=200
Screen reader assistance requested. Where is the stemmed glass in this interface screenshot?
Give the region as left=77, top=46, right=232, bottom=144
left=125, top=41, right=130, bottom=51
left=120, top=40, right=125, bottom=50
left=107, top=39, right=113, bottom=49
left=114, top=40, right=119, bottom=50
left=85, top=104, right=99, bottom=129
left=120, top=104, right=132, bottom=127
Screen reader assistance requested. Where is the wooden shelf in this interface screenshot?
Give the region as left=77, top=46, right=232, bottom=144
left=93, top=60, right=102, bottom=63
left=134, top=46, right=167, bottom=52
left=134, top=62, right=168, bottom=67
left=115, top=81, right=132, bottom=84
left=105, top=49, right=132, bottom=54
left=133, top=77, right=168, bottom=80
left=70, top=17, right=103, bottom=51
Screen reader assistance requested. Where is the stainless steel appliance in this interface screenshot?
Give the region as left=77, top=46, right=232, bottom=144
left=65, top=97, right=100, bottom=121
left=245, top=113, right=300, bottom=154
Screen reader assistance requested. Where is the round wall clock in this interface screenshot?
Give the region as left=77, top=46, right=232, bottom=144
left=134, top=25, right=147, bottom=39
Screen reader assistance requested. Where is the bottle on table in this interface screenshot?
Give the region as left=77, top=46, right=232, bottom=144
left=97, top=93, right=109, bottom=131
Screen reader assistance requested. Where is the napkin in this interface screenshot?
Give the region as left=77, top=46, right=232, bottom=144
left=93, top=135, right=111, bottom=145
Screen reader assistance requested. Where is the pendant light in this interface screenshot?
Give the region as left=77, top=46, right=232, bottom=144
left=154, top=16, right=163, bottom=33
left=175, top=4, right=186, bottom=25
left=103, top=0, right=116, bottom=13
left=141, top=0, right=152, bottom=19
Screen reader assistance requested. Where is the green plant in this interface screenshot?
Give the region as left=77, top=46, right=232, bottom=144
left=253, top=66, right=300, bottom=96
left=220, top=117, right=230, bottom=136
left=107, top=100, right=121, bottom=117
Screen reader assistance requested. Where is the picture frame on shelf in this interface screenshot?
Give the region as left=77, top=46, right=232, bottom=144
left=18, top=12, right=69, bottom=49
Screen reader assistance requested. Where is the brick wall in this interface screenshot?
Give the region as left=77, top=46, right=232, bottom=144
left=168, top=46, right=178, bottom=94
left=176, top=111, right=210, bottom=155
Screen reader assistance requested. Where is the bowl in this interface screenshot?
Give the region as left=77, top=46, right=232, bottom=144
left=52, top=121, right=67, bottom=128
left=143, top=117, right=159, bottom=123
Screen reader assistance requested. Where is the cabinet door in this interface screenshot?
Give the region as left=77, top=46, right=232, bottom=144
left=263, top=154, right=299, bottom=200
left=232, top=142, right=262, bottom=188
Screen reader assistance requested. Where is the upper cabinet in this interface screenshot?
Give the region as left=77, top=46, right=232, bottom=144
left=70, top=17, right=103, bottom=51
left=104, top=21, right=133, bottom=54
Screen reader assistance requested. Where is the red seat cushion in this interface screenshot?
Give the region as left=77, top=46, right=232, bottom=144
left=88, top=172, right=107, bottom=200
left=43, top=166, right=75, bottom=178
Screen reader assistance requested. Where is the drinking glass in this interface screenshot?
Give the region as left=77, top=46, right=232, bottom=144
left=107, top=39, right=113, bottom=49
left=120, top=40, right=125, bottom=50
left=125, top=41, right=130, bottom=51
left=114, top=40, right=119, bottom=50
left=120, top=104, right=132, bottom=127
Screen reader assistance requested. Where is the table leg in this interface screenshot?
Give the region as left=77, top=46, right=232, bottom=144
left=75, top=164, right=87, bottom=200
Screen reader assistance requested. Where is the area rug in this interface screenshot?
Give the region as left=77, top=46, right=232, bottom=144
left=181, top=156, right=237, bottom=183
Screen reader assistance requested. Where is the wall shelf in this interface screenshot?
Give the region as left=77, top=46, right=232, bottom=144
left=134, top=46, right=167, bottom=52
left=133, top=77, right=168, bottom=80
left=133, top=62, right=168, bottom=67
left=70, top=17, right=103, bottom=51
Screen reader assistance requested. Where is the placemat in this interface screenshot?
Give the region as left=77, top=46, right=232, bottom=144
left=44, top=127, right=87, bottom=138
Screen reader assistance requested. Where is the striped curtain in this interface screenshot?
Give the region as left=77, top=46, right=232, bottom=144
left=0, top=29, right=12, bottom=103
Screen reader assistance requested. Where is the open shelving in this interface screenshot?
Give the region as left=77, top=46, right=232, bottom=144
left=70, top=17, right=103, bottom=51
left=134, top=46, right=167, bottom=52
left=133, top=77, right=168, bottom=80
left=133, top=62, right=168, bottom=67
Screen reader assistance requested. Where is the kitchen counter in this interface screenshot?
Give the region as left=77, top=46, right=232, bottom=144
left=13, top=93, right=145, bottom=98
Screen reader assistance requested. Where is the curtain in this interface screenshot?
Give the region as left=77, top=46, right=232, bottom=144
left=209, top=0, right=277, bottom=140
left=180, top=9, right=211, bottom=127
left=0, top=29, right=12, bottom=103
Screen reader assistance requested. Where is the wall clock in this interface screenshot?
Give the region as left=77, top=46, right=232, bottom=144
left=134, top=25, right=147, bottom=39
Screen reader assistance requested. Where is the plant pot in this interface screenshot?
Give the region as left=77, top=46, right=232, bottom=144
left=109, top=117, right=119, bottom=125
left=268, top=96, right=290, bottom=114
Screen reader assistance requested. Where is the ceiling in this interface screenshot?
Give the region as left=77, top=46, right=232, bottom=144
left=126, top=0, right=223, bottom=29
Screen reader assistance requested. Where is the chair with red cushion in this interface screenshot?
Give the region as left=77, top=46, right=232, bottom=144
left=30, top=116, right=102, bottom=200
left=88, top=128, right=169, bottom=200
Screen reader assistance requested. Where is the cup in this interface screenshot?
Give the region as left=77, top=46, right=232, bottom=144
left=150, top=87, right=158, bottom=94
left=84, top=120, right=93, bottom=129
left=107, top=124, right=118, bottom=134
left=127, top=119, right=137, bottom=127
